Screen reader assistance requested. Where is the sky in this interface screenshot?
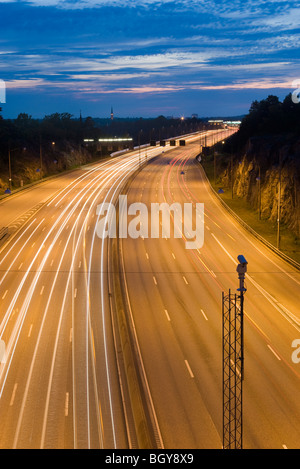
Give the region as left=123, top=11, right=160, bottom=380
left=0, top=0, right=300, bottom=119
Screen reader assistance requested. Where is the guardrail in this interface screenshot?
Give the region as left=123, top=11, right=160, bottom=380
left=197, top=159, right=300, bottom=271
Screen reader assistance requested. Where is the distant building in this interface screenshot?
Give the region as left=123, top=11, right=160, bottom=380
left=111, top=107, right=114, bottom=121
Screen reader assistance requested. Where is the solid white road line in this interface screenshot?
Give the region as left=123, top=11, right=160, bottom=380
left=164, top=309, right=171, bottom=322
left=201, top=309, right=208, bottom=321
left=267, top=344, right=281, bottom=361
left=184, top=360, right=194, bottom=378
left=65, top=392, right=69, bottom=417
left=2, top=290, right=8, bottom=300
left=10, top=383, right=18, bottom=406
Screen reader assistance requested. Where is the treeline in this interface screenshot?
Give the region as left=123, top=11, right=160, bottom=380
left=0, top=111, right=204, bottom=159
left=227, top=93, right=300, bottom=153
left=0, top=110, right=203, bottom=192
left=214, top=93, right=300, bottom=244
left=0, top=111, right=203, bottom=148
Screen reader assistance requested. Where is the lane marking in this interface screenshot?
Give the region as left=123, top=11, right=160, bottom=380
left=211, top=232, right=300, bottom=333
left=10, top=384, right=18, bottom=407
left=267, top=344, right=281, bottom=361
left=164, top=309, right=171, bottom=321
left=183, top=276, right=189, bottom=285
left=28, top=324, right=33, bottom=338
left=227, top=233, right=236, bottom=241
left=172, top=253, right=176, bottom=260
left=230, top=359, right=242, bottom=378
left=65, top=392, right=69, bottom=417
left=40, top=286, right=45, bottom=296
left=201, top=309, right=208, bottom=321
left=185, top=360, right=194, bottom=378
left=2, top=290, right=8, bottom=300
left=146, top=253, right=149, bottom=260
left=74, top=288, right=77, bottom=299
left=153, top=276, right=157, bottom=286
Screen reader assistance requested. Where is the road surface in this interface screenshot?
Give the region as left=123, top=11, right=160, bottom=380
left=120, top=134, right=300, bottom=449
left=0, top=132, right=210, bottom=449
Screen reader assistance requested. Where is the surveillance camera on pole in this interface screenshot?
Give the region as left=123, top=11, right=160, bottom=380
left=222, top=254, right=248, bottom=449
left=236, top=255, right=247, bottom=293
left=237, top=254, right=247, bottom=384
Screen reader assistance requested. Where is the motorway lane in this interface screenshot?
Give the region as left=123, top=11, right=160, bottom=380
left=0, top=141, right=183, bottom=449
left=121, top=135, right=300, bottom=449
left=0, top=161, right=121, bottom=448
left=0, top=168, right=101, bottom=229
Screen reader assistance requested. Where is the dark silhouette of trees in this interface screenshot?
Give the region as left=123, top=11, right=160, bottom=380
left=229, top=93, right=300, bottom=153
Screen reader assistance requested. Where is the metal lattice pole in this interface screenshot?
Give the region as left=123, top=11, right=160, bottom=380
left=223, top=255, right=247, bottom=450
left=222, top=291, right=243, bottom=449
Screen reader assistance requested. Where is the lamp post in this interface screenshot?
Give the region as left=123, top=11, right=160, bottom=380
left=39, top=136, right=43, bottom=179
left=256, top=165, right=261, bottom=220
left=8, top=146, right=26, bottom=192
left=138, top=130, right=143, bottom=165
left=8, top=147, right=12, bottom=192
left=213, top=135, right=216, bottom=186
left=277, top=155, right=282, bottom=250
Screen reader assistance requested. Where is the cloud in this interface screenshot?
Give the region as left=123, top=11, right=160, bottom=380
left=253, top=7, right=300, bottom=30
left=1, top=0, right=299, bottom=117
left=193, top=78, right=294, bottom=91
left=5, top=78, right=47, bottom=89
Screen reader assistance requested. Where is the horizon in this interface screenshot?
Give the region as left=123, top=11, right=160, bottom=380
left=0, top=1, right=298, bottom=119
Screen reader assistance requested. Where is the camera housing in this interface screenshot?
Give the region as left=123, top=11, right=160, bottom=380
left=236, top=255, right=248, bottom=275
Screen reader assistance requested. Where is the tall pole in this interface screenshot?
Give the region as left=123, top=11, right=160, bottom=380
left=214, top=149, right=216, bottom=186
left=231, top=154, right=234, bottom=199
left=8, top=148, right=12, bottom=191
left=257, top=165, right=261, bottom=220
left=40, top=136, right=43, bottom=179
left=223, top=255, right=247, bottom=450
left=138, top=131, right=141, bottom=165
left=277, top=154, right=282, bottom=250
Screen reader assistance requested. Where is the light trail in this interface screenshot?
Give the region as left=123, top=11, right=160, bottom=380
left=0, top=138, right=177, bottom=449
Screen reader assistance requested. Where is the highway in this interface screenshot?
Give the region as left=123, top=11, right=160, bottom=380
left=1, top=128, right=299, bottom=450
left=120, top=133, right=300, bottom=449
left=0, top=141, right=180, bottom=449
left=0, top=132, right=212, bottom=449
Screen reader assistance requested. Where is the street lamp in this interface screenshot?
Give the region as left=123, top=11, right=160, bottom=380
left=277, top=154, right=282, bottom=250
left=138, top=130, right=143, bottom=165
left=256, top=165, right=261, bottom=220
left=8, top=146, right=26, bottom=192
left=39, top=140, right=56, bottom=179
